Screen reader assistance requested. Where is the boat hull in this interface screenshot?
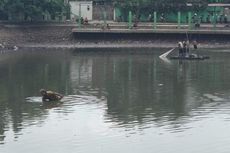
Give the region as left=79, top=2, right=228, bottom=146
left=170, top=55, right=209, bottom=60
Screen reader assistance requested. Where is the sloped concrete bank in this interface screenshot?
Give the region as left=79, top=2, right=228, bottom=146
left=0, top=24, right=230, bottom=49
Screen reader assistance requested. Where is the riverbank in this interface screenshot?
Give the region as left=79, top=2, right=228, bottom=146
left=1, top=23, right=230, bottom=49
left=18, top=42, right=230, bottom=49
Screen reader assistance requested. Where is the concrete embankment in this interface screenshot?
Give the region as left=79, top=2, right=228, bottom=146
left=0, top=23, right=75, bottom=46
left=72, top=22, right=230, bottom=42
left=0, top=22, right=230, bottom=49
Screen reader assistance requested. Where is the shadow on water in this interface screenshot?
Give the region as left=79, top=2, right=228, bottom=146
left=1, top=48, right=230, bottom=144
left=73, top=32, right=230, bottom=43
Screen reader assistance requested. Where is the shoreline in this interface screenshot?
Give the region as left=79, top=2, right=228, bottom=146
left=17, top=43, right=230, bottom=49
left=1, top=23, right=230, bottom=50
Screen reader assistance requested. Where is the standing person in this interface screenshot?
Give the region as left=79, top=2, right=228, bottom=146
left=200, top=15, right=203, bottom=23
left=186, top=40, right=190, bottom=55
left=178, top=41, right=183, bottom=57
left=193, top=40, right=198, bottom=49
left=183, top=41, right=187, bottom=57
left=0, top=43, right=4, bottom=49
left=106, top=23, right=110, bottom=29
left=148, top=14, right=152, bottom=22
left=84, top=17, right=88, bottom=25
left=192, top=40, right=198, bottom=56
left=118, top=15, right=122, bottom=22
left=133, top=15, right=138, bottom=27
left=206, top=15, right=210, bottom=23
left=193, top=13, right=200, bottom=28
left=160, top=13, right=165, bottom=22
left=224, top=14, right=228, bottom=24
left=219, top=15, right=223, bottom=24
left=80, top=17, right=84, bottom=24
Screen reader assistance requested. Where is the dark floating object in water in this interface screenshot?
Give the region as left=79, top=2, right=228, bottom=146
left=40, top=89, right=63, bottom=102
left=170, top=54, right=210, bottom=60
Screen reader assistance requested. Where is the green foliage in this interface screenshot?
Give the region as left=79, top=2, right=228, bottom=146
left=189, top=0, right=209, bottom=12
left=0, top=0, right=68, bottom=21
left=0, top=0, right=213, bottom=21
left=115, top=0, right=210, bottom=17
left=115, top=0, right=189, bottom=18
left=0, top=0, right=8, bottom=19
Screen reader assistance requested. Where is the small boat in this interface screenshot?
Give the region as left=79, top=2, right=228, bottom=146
left=170, top=54, right=209, bottom=60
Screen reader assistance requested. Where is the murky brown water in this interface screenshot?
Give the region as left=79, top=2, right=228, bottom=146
left=1, top=48, right=230, bottom=153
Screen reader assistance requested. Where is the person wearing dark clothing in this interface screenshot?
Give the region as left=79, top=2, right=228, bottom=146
left=178, top=42, right=183, bottom=57
left=186, top=16, right=188, bottom=23
left=206, top=15, right=210, bottom=23
left=193, top=40, right=198, bottom=49
left=160, top=13, right=165, bottom=22
left=133, top=22, right=138, bottom=27
left=186, top=40, right=190, bottom=55
left=40, top=89, right=63, bottom=102
left=224, top=15, right=228, bottom=24
left=84, top=17, right=88, bottom=25
left=106, top=24, right=110, bottom=29
left=80, top=17, right=84, bottom=24
left=183, top=41, right=187, bottom=56
left=219, top=15, right=223, bottom=23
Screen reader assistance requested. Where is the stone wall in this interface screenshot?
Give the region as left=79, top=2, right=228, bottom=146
left=0, top=24, right=75, bottom=46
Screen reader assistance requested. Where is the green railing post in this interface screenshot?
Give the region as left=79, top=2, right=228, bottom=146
left=78, top=4, right=81, bottom=29
left=213, top=6, right=217, bottom=30
left=103, top=10, right=107, bottom=26
left=154, top=11, right=157, bottom=30
left=188, top=12, right=192, bottom=30
left=128, top=11, right=132, bottom=29
left=213, top=14, right=217, bottom=29
left=177, top=11, right=181, bottom=30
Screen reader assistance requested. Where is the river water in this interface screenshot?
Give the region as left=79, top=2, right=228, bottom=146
left=1, top=48, right=230, bottom=153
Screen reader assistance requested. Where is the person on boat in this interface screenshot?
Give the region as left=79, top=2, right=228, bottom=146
left=193, top=40, right=198, bottom=49
left=178, top=41, right=183, bottom=57
left=182, top=41, right=187, bottom=56
left=186, top=40, right=190, bottom=55
left=40, top=89, right=63, bottom=102
left=0, top=43, right=4, bottom=49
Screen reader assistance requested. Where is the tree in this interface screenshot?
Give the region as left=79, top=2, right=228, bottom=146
left=0, top=0, right=68, bottom=21
left=188, top=0, right=209, bottom=10
left=0, top=0, right=8, bottom=20
left=114, top=0, right=189, bottom=19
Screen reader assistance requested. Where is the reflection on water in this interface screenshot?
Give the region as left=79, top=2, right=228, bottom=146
left=1, top=48, right=230, bottom=153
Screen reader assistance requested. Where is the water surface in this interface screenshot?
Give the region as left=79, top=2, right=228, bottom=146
left=1, top=48, right=230, bottom=153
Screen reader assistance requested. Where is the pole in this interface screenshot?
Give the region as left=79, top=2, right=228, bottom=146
left=78, top=4, right=81, bottom=29
left=213, top=15, right=217, bottom=29
left=154, top=11, right=157, bottom=30
left=177, top=11, right=181, bottom=30
left=188, top=12, right=192, bottom=30
left=213, top=7, right=217, bottom=29
left=128, top=11, right=132, bottom=29
left=103, top=10, right=107, bottom=26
